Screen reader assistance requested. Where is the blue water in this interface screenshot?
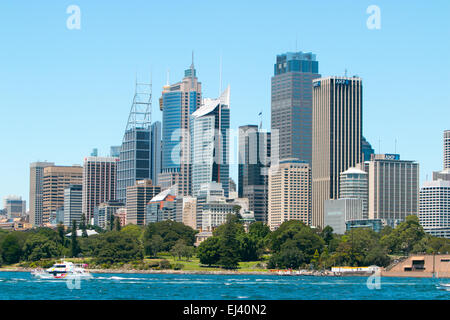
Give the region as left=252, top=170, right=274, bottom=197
left=0, top=272, right=449, bottom=300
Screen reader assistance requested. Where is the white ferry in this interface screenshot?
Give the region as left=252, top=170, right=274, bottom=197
left=31, top=260, right=93, bottom=280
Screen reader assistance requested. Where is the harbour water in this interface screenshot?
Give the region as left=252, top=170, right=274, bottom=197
left=0, top=271, right=449, bottom=300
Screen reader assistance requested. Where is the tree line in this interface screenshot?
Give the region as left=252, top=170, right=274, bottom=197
left=1, top=214, right=449, bottom=270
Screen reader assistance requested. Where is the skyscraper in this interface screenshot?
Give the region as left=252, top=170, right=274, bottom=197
left=419, top=180, right=450, bottom=238
left=191, top=87, right=230, bottom=197
left=3, top=195, right=26, bottom=219
left=43, top=165, right=83, bottom=226
left=29, top=161, right=54, bottom=226
left=125, top=179, right=161, bottom=226
left=312, top=76, right=363, bottom=228
left=63, top=184, right=83, bottom=228
left=362, top=136, right=375, bottom=162
left=160, top=57, right=202, bottom=196
left=268, top=159, right=311, bottom=230
left=271, top=51, right=320, bottom=164
left=150, top=121, right=162, bottom=186
left=238, top=125, right=271, bottom=223
left=117, top=80, right=153, bottom=204
left=368, top=154, right=419, bottom=225
left=82, top=156, right=118, bottom=223
left=444, top=130, right=450, bottom=170
left=339, top=167, right=368, bottom=219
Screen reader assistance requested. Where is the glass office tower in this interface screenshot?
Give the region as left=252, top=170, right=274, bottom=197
left=271, top=51, right=320, bottom=164
left=117, top=81, right=152, bottom=204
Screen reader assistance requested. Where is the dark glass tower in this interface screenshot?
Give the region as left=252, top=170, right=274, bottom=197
left=271, top=51, right=320, bottom=164
left=117, top=81, right=153, bottom=204
left=238, top=125, right=271, bottom=223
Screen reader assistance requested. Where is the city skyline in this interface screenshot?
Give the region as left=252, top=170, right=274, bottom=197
left=1, top=1, right=450, bottom=207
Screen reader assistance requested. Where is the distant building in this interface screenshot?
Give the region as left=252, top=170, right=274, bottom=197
left=150, top=121, right=162, bottom=186
left=368, top=154, right=419, bottom=224
left=3, top=196, right=26, bottom=219
left=196, top=182, right=225, bottom=230
left=362, top=136, right=375, bottom=162
left=444, top=130, right=450, bottom=170
left=312, top=76, right=363, bottom=228
left=268, top=159, right=311, bottom=230
left=324, top=199, right=364, bottom=234
left=29, top=161, right=54, bottom=227
left=94, top=200, right=124, bottom=229
left=238, top=125, right=271, bottom=223
left=433, top=169, right=450, bottom=182
left=82, top=156, right=118, bottom=223
left=110, top=146, right=121, bottom=158
left=43, top=165, right=83, bottom=226
left=339, top=167, right=368, bottom=218
left=179, top=196, right=197, bottom=230
left=271, top=51, right=320, bottom=164
left=160, top=58, right=202, bottom=196
left=191, top=87, right=230, bottom=197
left=116, top=81, right=153, bottom=204
left=419, top=180, right=450, bottom=238
left=146, top=188, right=177, bottom=224
left=201, top=198, right=236, bottom=232
left=125, top=179, right=161, bottom=226
left=63, top=184, right=83, bottom=227
left=116, top=207, right=127, bottom=227
left=346, top=219, right=383, bottom=233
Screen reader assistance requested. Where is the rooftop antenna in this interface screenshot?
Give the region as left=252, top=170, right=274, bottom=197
left=394, top=138, right=397, bottom=154
left=219, top=52, right=222, bottom=97
left=378, top=138, right=382, bottom=154
left=344, top=69, right=348, bottom=77
left=259, top=111, right=263, bottom=130
left=191, top=50, right=195, bottom=88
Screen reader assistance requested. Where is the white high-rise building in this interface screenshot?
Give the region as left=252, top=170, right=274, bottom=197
left=419, top=180, right=450, bottom=238
left=268, top=159, right=311, bottom=231
left=29, top=161, right=54, bottom=226
left=368, top=154, right=419, bottom=225
left=191, top=86, right=230, bottom=197
left=339, top=167, right=368, bottom=218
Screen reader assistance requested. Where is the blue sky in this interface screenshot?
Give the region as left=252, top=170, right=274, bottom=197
left=0, top=1, right=449, bottom=208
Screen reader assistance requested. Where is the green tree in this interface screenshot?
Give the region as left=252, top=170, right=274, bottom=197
left=70, top=220, right=80, bottom=257
left=197, top=237, right=221, bottom=266
left=1, top=233, right=22, bottom=265
left=144, top=234, right=164, bottom=257
left=143, top=220, right=197, bottom=252
left=238, top=233, right=260, bottom=261
left=380, top=215, right=425, bottom=255
left=57, top=223, right=66, bottom=246
left=92, top=231, right=143, bottom=264
left=268, top=247, right=305, bottom=269
left=114, top=216, right=122, bottom=231
left=217, top=215, right=240, bottom=269
left=170, top=239, right=188, bottom=260
left=321, top=226, right=334, bottom=246
left=121, top=224, right=143, bottom=239
left=80, top=214, right=88, bottom=238
left=22, top=234, right=61, bottom=261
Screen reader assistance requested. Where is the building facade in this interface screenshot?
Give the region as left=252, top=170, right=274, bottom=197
left=43, top=165, right=83, bottom=226
left=368, top=154, right=419, bottom=224
left=82, top=156, right=118, bottom=223
left=29, top=161, right=54, bottom=226
left=419, top=180, right=450, bottom=238
left=63, top=184, right=83, bottom=227
left=339, top=167, right=368, bottom=219
left=271, top=51, right=320, bottom=164
left=324, top=198, right=363, bottom=234
left=125, top=179, right=161, bottom=226
left=312, top=76, right=363, bottom=228
left=93, top=200, right=124, bottom=229
left=117, top=81, right=153, bottom=203
left=146, top=188, right=177, bottom=224
left=268, top=159, right=311, bottom=231
left=160, top=59, right=202, bottom=196
left=238, top=125, right=271, bottom=223
left=444, top=130, right=450, bottom=170
left=191, top=87, right=230, bottom=197
left=3, top=196, right=26, bottom=219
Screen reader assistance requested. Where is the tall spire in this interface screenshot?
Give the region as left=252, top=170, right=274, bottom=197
left=191, top=50, right=195, bottom=88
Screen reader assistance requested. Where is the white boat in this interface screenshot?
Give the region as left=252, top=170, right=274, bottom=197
left=31, top=260, right=93, bottom=280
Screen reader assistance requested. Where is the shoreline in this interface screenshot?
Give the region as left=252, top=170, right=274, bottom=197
left=1, top=267, right=448, bottom=278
